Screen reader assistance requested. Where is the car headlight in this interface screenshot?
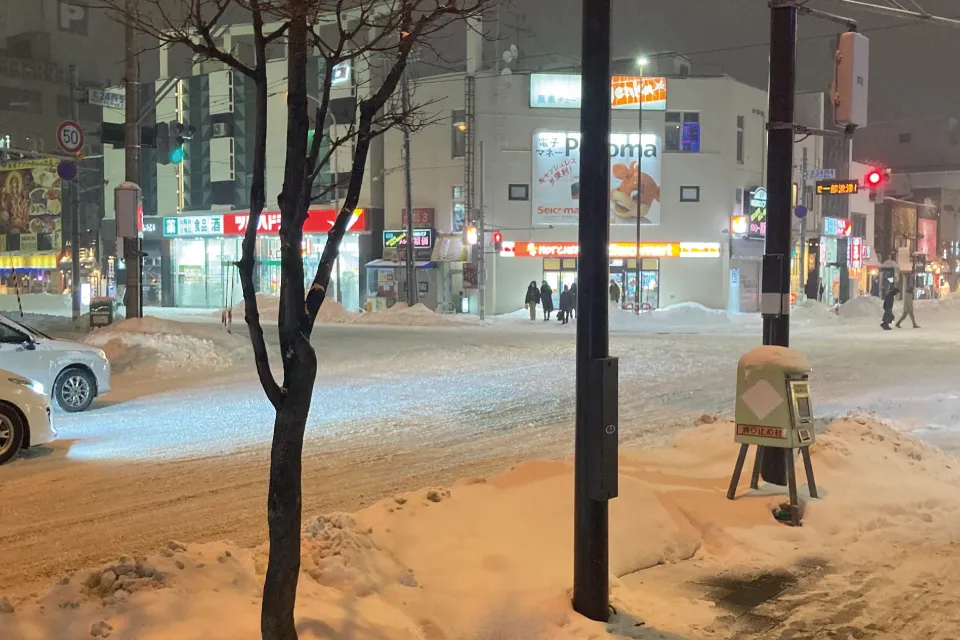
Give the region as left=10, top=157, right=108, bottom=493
left=9, top=377, right=44, bottom=396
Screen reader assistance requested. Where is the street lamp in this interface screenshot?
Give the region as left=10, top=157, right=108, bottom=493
left=634, top=56, right=649, bottom=314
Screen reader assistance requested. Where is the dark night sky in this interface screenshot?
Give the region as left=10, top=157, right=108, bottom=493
left=493, top=0, right=959, bottom=125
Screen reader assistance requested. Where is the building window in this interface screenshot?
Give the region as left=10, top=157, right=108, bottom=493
left=452, top=184, right=466, bottom=232
left=680, top=186, right=700, bottom=202
left=899, top=132, right=912, bottom=144
left=0, top=86, right=42, bottom=114
left=666, top=111, right=700, bottom=152
left=451, top=109, right=467, bottom=158
left=851, top=213, right=867, bottom=238
left=736, top=115, right=745, bottom=164
left=508, top=184, right=529, bottom=201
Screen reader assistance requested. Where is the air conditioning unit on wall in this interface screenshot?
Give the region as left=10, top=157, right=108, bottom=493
left=213, top=122, right=229, bottom=138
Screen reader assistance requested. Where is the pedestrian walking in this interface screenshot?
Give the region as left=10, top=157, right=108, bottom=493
left=540, top=281, right=554, bottom=321
left=896, top=287, right=920, bottom=328
left=559, top=284, right=573, bottom=325
left=524, top=281, right=540, bottom=321
left=569, top=282, right=578, bottom=319
left=609, top=279, right=620, bottom=304
left=881, top=286, right=899, bottom=330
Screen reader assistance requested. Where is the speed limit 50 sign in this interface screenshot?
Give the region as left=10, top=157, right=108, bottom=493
left=57, top=120, right=84, bottom=154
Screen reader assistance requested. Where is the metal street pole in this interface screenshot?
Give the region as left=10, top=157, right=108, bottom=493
left=574, top=0, right=617, bottom=622
left=635, top=66, right=644, bottom=314
left=478, top=141, right=486, bottom=321
left=124, top=0, right=142, bottom=319
left=69, top=65, right=82, bottom=321
left=799, top=146, right=808, bottom=299
left=759, top=1, right=798, bottom=485
left=400, top=69, right=417, bottom=306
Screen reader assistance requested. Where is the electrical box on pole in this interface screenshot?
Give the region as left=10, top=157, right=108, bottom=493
left=115, top=182, right=142, bottom=238
left=834, top=31, right=869, bottom=128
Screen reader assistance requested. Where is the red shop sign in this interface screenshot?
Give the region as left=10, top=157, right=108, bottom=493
left=223, top=208, right=366, bottom=235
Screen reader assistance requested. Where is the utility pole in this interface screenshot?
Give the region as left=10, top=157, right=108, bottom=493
left=69, top=65, right=82, bottom=321
left=573, top=0, right=618, bottom=622
left=123, top=0, right=142, bottom=319
left=634, top=64, right=645, bottom=313
left=478, top=141, right=486, bottom=321
left=400, top=69, right=417, bottom=306
left=759, top=1, right=798, bottom=486
left=798, top=146, right=808, bottom=298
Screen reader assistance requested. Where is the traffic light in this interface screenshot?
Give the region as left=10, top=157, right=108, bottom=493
left=864, top=166, right=888, bottom=202
left=167, top=121, right=195, bottom=165
left=492, top=230, right=503, bottom=252
left=465, top=225, right=478, bottom=245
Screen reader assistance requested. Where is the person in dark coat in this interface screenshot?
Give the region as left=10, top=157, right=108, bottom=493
left=881, top=286, right=899, bottom=330
left=540, top=281, right=554, bottom=320
left=609, top=279, right=620, bottom=304
left=569, top=282, right=578, bottom=319
left=524, top=281, right=540, bottom=321
left=559, top=284, right=573, bottom=325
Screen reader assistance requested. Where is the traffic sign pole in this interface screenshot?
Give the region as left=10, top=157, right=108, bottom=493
left=69, top=65, right=82, bottom=321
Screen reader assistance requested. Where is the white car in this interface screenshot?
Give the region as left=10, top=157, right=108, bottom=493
left=0, top=369, right=55, bottom=465
left=0, top=315, right=111, bottom=412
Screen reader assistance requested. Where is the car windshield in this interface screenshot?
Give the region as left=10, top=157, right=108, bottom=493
left=0, top=315, right=53, bottom=341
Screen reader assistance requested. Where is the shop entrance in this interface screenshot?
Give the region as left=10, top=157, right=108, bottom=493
left=610, top=258, right=660, bottom=309
left=542, top=257, right=577, bottom=309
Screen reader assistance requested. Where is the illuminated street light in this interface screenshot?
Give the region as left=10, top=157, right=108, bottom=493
left=636, top=56, right=649, bottom=68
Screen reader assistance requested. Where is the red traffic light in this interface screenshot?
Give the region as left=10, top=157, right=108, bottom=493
left=492, top=231, right=502, bottom=244
left=866, top=169, right=883, bottom=186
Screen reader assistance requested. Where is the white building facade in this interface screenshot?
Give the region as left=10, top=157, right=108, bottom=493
left=382, top=70, right=775, bottom=314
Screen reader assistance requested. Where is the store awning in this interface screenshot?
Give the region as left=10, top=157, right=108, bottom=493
left=365, top=259, right=436, bottom=269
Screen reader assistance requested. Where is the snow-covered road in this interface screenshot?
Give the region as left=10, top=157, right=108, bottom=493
left=3, top=315, right=960, bottom=595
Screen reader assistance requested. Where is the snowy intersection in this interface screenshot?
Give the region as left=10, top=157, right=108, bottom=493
left=3, top=300, right=960, bottom=637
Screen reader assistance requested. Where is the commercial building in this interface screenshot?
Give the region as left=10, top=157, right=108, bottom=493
left=381, top=59, right=847, bottom=314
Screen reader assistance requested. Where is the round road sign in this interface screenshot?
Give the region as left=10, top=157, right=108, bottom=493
left=57, top=120, right=84, bottom=154
left=57, top=160, right=78, bottom=181
left=794, top=204, right=808, bottom=219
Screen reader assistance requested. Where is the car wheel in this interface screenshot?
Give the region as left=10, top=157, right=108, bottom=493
left=0, top=404, right=25, bottom=465
left=55, top=368, right=96, bottom=413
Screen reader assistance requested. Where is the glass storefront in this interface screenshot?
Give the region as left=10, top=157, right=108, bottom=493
left=540, top=257, right=660, bottom=309
left=169, top=234, right=362, bottom=309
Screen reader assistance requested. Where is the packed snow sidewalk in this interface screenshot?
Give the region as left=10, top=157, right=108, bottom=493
left=4, top=416, right=960, bottom=639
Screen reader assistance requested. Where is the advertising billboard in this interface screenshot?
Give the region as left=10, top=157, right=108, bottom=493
left=529, top=73, right=667, bottom=111
left=0, top=158, right=62, bottom=252
left=531, top=131, right=662, bottom=226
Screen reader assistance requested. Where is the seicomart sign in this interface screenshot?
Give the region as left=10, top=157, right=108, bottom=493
left=529, top=73, right=667, bottom=111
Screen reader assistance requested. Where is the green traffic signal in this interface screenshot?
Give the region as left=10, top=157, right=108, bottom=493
left=169, top=147, right=185, bottom=164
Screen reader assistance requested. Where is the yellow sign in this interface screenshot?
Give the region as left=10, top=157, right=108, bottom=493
left=815, top=180, right=859, bottom=195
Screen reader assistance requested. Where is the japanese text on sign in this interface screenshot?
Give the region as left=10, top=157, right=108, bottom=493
left=736, top=424, right=786, bottom=439
left=816, top=180, right=860, bottom=195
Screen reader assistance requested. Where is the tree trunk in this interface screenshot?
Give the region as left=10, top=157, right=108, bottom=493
left=260, top=342, right=316, bottom=640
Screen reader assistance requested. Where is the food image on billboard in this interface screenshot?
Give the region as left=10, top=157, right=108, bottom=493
left=0, top=158, right=62, bottom=251
left=532, top=131, right=662, bottom=226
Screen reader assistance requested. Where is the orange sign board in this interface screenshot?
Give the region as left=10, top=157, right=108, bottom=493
left=500, top=241, right=719, bottom=259
left=610, top=76, right=668, bottom=109
left=736, top=424, right=786, bottom=439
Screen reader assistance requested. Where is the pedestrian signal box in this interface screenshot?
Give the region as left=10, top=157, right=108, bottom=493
left=727, top=346, right=819, bottom=526
left=734, top=346, right=815, bottom=449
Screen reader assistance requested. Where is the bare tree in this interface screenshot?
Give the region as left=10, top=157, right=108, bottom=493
left=95, top=0, right=495, bottom=638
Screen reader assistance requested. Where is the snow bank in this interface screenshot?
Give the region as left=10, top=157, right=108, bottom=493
left=7, top=415, right=960, bottom=638
left=85, top=317, right=246, bottom=374
left=839, top=295, right=882, bottom=319
left=738, top=345, right=809, bottom=372
left=791, top=298, right=839, bottom=324
left=219, top=294, right=359, bottom=324
left=354, top=302, right=460, bottom=327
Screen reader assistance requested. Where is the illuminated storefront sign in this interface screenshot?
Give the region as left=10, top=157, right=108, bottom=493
left=823, top=217, right=851, bottom=237
left=746, top=187, right=767, bottom=238
left=730, top=215, right=749, bottom=235
left=500, top=241, right=720, bottom=259
left=848, top=236, right=863, bottom=268
left=529, top=73, right=667, bottom=111
left=164, top=209, right=366, bottom=238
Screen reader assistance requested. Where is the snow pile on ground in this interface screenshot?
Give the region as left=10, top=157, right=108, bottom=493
left=916, top=293, right=960, bottom=316
left=220, top=294, right=359, bottom=325
left=791, top=298, right=839, bottom=324
left=354, top=302, right=461, bottom=327
left=609, top=302, right=756, bottom=334
left=85, top=317, right=246, bottom=374
left=0, top=293, right=72, bottom=314
left=7, top=415, right=960, bottom=638
left=839, top=295, right=883, bottom=319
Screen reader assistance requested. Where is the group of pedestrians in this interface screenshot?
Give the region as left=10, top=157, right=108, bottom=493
left=881, top=286, right=920, bottom=330
left=525, top=280, right=577, bottom=324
